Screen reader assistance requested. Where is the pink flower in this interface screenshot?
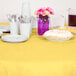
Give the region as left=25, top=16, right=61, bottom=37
left=37, top=8, right=44, bottom=15
left=38, top=8, right=43, bottom=12
left=50, top=11, right=54, bottom=15
left=35, top=7, right=54, bottom=15
left=46, top=7, right=54, bottom=15
left=43, top=11, right=50, bottom=15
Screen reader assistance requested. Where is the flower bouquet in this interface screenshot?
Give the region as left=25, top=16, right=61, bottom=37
left=35, top=7, right=54, bottom=35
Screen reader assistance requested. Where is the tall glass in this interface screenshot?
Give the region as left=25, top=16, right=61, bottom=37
left=68, top=8, right=76, bottom=26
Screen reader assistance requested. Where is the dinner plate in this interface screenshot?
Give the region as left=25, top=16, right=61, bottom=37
left=2, top=35, right=28, bottom=43
left=0, top=25, right=10, bottom=33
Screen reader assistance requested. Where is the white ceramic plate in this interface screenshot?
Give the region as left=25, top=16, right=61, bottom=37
left=0, top=25, right=10, bottom=32
left=2, top=35, right=28, bottom=43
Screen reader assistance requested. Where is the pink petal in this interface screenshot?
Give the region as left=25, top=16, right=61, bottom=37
left=38, top=8, right=44, bottom=12
left=37, top=11, right=43, bottom=15
left=50, top=11, right=54, bottom=15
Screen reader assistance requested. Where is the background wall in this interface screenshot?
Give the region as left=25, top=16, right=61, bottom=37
left=0, top=0, right=76, bottom=27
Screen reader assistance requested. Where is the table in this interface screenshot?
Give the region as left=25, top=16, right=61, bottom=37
left=0, top=28, right=76, bottom=76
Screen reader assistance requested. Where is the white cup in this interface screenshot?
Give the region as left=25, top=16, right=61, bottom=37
left=20, top=23, right=32, bottom=39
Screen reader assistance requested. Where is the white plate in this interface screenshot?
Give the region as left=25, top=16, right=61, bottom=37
left=0, top=25, right=10, bottom=32
left=2, top=35, right=28, bottom=43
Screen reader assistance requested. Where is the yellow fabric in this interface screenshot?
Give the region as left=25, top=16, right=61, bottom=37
left=0, top=23, right=9, bottom=25
left=0, top=28, right=76, bottom=76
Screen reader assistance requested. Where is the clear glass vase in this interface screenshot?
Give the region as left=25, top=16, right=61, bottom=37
left=38, top=15, right=49, bottom=35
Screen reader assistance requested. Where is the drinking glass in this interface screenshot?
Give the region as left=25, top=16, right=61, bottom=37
left=68, top=8, right=76, bottom=26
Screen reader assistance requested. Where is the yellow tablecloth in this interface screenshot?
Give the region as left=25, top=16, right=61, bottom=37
left=0, top=29, right=76, bottom=76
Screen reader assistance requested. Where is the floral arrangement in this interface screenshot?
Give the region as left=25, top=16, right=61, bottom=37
left=35, top=7, right=54, bottom=35
left=35, top=7, right=54, bottom=16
